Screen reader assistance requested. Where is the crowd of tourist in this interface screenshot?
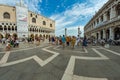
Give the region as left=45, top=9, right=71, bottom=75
left=1, top=33, right=119, bottom=51
left=0, top=35, right=19, bottom=51
left=0, top=34, right=45, bottom=51
left=48, top=35, right=88, bottom=50
left=90, top=38, right=120, bottom=47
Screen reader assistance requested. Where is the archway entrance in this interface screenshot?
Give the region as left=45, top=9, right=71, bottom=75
left=43, top=34, right=45, bottom=38
left=35, top=34, right=38, bottom=40
left=30, top=34, right=34, bottom=40
left=114, top=27, right=120, bottom=40
left=46, top=35, right=48, bottom=39
left=100, top=30, right=103, bottom=39
left=96, top=33, right=99, bottom=40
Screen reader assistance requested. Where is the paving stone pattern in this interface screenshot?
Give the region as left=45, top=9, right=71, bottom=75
left=0, top=44, right=120, bottom=80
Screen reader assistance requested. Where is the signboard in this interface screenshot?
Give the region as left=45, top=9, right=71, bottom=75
left=16, top=6, right=28, bottom=38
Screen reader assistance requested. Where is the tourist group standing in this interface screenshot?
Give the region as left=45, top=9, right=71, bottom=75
left=49, top=35, right=88, bottom=50
left=0, top=35, right=19, bottom=51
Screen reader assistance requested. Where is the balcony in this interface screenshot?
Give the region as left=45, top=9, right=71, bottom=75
left=95, top=16, right=120, bottom=28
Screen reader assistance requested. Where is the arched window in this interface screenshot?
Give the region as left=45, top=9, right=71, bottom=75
left=4, top=26, right=7, bottom=30
left=15, top=26, right=17, bottom=31
left=116, top=3, right=120, bottom=16
left=50, top=24, right=52, bottom=27
left=43, top=21, right=46, bottom=25
left=30, top=13, right=32, bottom=17
left=36, top=29, right=38, bottom=32
left=35, top=28, right=37, bottom=32
left=33, top=28, right=35, bottom=32
left=32, top=18, right=36, bottom=23
left=3, top=12, right=10, bottom=19
left=12, top=26, right=14, bottom=31
left=107, top=10, right=110, bottom=20
left=8, top=26, right=11, bottom=31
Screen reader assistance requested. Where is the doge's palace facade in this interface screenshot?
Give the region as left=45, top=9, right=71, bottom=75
left=0, top=0, right=55, bottom=38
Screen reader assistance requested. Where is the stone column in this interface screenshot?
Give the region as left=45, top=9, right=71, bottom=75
left=110, top=7, right=114, bottom=20
left=94, top=21, right=96, bottom=28
left=103, top=12, right=107, bottom=21
left=113, top=6, right=116, bottom=18
left=103, top=29, right=106, bottom=39
left=2, top=26, right=4, bottom=33
left=10, top=26, right=12, bottom=33
left=14, top=26, right=16, bottom=33
left=6, top=26, right=8, bottom=33
left=109, top=27, right=114, bottom=40
left=98, top=31, right=101, bottom=40
left=99, top=17, right=101, bottom=24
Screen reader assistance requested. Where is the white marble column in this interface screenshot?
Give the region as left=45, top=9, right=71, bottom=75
left=95, top=21, right=97, bottom=27
left=103, top=29, right=106, bottom=39
left=110, top=7, right=115, bottom=20
left=98, top=31, right=101, bottom=40
left=109, top=27, right=114, bottom=40
left=14, top=26, right=15, bottom=33
left=113, top=6, right=116, bottom=18
left=6, top=26, right=8, bottom=33
left=99, top=17, right=101, bottom=24
left=2, top=26, right=4, bottom=33
left=10, top=26, right=12, bottom=33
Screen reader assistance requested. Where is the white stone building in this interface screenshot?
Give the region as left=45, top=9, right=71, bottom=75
left=84, top=0, right=120, bottom=40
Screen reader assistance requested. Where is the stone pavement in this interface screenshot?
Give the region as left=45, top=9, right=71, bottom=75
left=0, top=43, right=120, bottom=80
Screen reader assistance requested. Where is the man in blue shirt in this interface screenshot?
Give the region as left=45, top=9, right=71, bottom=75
left=61, top=35, right=66, bottom=49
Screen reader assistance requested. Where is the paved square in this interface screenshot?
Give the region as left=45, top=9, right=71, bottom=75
left=0, top=44, right=120, bottom=80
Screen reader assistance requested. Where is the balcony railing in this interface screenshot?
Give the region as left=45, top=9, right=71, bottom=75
left=85, top=16, right=120, bottom=34
left=95, top=16, right=120, bottom=28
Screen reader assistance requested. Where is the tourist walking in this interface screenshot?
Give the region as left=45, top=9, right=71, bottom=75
left=61, top=35, right=66, bottom=49
left=51, top=36, right=55, bottom=45
left=66, top=36, right=70, bottom=46
left=59, top=36, right=62, bottom=45
left=82, top=37, right=87, bottom=50
left=71, top=36, right=76, bottom=49
left=76, top=35, right=80, bottom=46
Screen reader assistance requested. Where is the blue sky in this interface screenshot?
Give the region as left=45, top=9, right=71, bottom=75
left=0, top=0, right=108, bottom=37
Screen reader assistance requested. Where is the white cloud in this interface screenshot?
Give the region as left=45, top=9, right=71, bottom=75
left=25, top=0, right=42, bottom=13
left=50, top=0, right=108, bottom=36
left=0, top=0, right=42, bottom=14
